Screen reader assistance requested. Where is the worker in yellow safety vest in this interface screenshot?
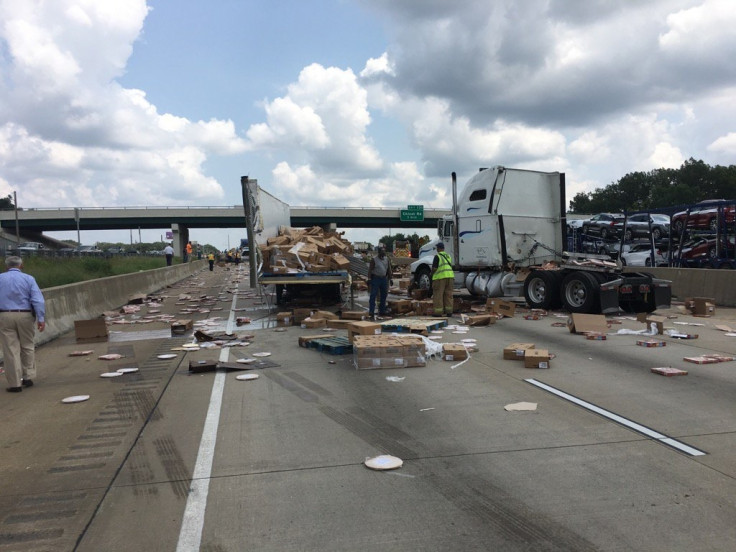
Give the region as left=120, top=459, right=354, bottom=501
left=431, top=242, right=454, bottom=316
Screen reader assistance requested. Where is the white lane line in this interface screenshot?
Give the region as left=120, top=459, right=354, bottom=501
left=525, top=378, right=707, bottom=457
left=176, top=287, right=239, bottom=551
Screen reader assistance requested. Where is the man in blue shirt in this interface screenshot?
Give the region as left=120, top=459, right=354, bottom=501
left=0, top=256, right=46, bottom=392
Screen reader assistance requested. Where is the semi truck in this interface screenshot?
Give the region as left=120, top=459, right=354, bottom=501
left=409, top=167, right=671, bottom=314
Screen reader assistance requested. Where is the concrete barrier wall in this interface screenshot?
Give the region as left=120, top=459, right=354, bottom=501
left=623, top=266, right=736, bottom=306
left=39, top=261, right=206, bottom=345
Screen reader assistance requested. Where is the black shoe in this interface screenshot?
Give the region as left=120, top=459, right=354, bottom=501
left=22, top=379, right=33, bottom=388
left=6, top=387, right=22, bottom=393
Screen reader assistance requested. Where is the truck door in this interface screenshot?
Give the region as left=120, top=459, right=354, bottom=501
left=456, top=186, right=502, bottom=266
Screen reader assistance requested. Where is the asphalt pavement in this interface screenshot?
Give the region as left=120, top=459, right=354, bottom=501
left=1, top=264, right=736, bottom=551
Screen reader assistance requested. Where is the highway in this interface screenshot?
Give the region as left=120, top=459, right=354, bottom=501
left=2, top=265, right=736, bottom=550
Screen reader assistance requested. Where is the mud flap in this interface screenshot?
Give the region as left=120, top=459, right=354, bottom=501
left=600, top=287, right=620, bottom=314
left=653, top=279, right=672, bottom=309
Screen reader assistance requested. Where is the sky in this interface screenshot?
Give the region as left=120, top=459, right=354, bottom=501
left=1, top=0, right=736, bottom=250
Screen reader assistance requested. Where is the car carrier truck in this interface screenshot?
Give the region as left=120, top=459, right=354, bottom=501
left=409, top=167, right=671, bottom=314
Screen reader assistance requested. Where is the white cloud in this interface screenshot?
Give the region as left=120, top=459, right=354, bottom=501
left=0, top=0, right=246, bottom=208
left=708, top=133, right=736, bottom=155
left=246, top=63, right=383, bottom=174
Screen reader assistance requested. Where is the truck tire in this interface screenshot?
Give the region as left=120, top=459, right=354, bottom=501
left=415, top=266, right=432, bottom=291
left=523, top=270, right=561, bottom=310
left=561, top=271, right=599, bottom=314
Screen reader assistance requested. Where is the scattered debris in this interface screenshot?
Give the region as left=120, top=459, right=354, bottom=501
left=62, top=395, right=90, bottom=404
left=651, top=367, right=688, bottom=376
left=504, top=402, right=538, bottom=411
left=637, top=340, right=666, bottom=347
left=364, top=454, right=403, bottom=471
left=684, top=354, right=734, bottom=364
left=98, top=354, right=123, bottom=360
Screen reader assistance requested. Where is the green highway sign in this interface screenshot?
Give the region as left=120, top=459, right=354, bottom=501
left=400, top=208, right=424, bottom=222
left=407, top=204, right=423, bottom=211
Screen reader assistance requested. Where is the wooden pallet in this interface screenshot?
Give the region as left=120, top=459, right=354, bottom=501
left=306, top=335, right=353, bottom=355
left=380, top=317, right=448, bottom=333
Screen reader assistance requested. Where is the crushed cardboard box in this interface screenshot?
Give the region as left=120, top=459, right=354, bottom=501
left=566, top=313, right=608, bottom=334
left=487, top=299, right=516, bottom=318
left=464, top=314, right=495, bottom=326
left=171, top=319, right=194, bottom=334
left=74, top=319, right=109, bottom=343
left=685, top=297, right=716, bottom=317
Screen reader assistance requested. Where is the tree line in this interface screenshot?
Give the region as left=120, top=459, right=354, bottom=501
left=569, top=158, right=736, bottom=214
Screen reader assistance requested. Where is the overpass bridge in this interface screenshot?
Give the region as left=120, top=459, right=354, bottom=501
left=0, top=205, right=449, bottom=254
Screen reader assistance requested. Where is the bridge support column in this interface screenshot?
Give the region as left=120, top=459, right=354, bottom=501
left=321, top=222, right=337, bottom=233
left=171, top=224, right=189, bottom=259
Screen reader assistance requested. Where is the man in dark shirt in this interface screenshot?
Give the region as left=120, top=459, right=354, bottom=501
left=367, top=245, right=393, bottom=320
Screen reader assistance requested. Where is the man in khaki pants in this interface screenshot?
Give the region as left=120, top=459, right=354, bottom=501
left=0, top=256, right=46, bottom=392
left=431, top=242, right=455, bottom=316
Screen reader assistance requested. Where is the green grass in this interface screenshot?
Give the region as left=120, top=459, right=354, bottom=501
left=17, top=256, right=174, bottom=289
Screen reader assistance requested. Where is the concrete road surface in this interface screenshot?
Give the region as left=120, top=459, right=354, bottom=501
left=1, top=264, right=736, bottom=551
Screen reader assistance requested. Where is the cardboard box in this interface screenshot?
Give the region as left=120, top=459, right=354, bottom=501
left=524, top=349, right=550, bottom=369
left=330, top=253, right=351, bottom=270
left=353, top=335, right=426, bottom=369
left=355, top=356, right=407, bottom=370
left=301, top=317, right=327, bottom=329
left=188, top=359, right=217, bottom=373
left=348, top=321, right=382, bottom=342
left=341, top=311, right=367, bottom=321
left=74, top=318, right=109, bottom=343
left=691, top=297, right=716, bottom=317
left=442, top=343, right=468, bottom=361
left=171, top=319, right=193, bottom=334
left=487, top=299, right=516, bottom=318
left=311, top=310, right=338, bottom=321
left=465, top=314, right=494, bottom=326
left=503, top=342, right=535, bottom=360
left=413, top=300, right=435, bottom=316
left=292, top=308, right=312, bottom=324
left=276, top=312, right=293, bottom=326
left=566, top=313, right=608, bottom=334
left=411, top=289, right=429, bottom=300
left=328, top=319, right=353, bottom=329
left=388, top=299, right=413, bottom=314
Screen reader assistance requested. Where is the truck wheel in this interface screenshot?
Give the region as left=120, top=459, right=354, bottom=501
left=523, top=270, right=561, bottom=310
left=561, top=271, right=599, bottom=313
left=415, top=266, right=432, bottom=291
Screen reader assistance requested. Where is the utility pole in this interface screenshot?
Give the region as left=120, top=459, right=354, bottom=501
left=241, top=176, right=258, bottom=288
left=74, top=208, right=81, bottom=245
left=13, top=191, right=19, bottom=248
